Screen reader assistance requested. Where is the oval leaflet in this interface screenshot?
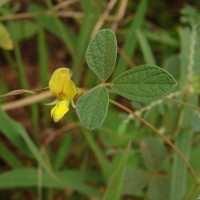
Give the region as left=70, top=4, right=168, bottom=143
left=76, top=86, right=109, bottom=130
left=112, top=65, right=177, bottom=101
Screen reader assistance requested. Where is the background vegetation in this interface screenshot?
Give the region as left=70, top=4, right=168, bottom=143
left=0, top=0, right=200, bottom=199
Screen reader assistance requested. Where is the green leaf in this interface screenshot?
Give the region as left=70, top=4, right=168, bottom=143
left=102, top=142, right=130, bottom=200
left=0, top=140, right=23, bottom=168
left=0, top=0, right=10, bottom=7
left=54, top=133, right=73, bottom=170
left=0, top=22, right=13, bottom=50
left=170, top=27, right=199, bottom=200
left=82, top=129, right=111, bottom=181
left=140, top=137, right=167, bottom=171
left=0, top=110, right=50, bottom=172
left=136, top=29, right=156, bottom=65
left=192, top=74, right=200, bottom=94
left=7, top=21, right=37, bottom=42
left=170, top=98, right=196, bottom=200
left=163, top=54, right=180, bottom=81
left=148, top=176, right=170, bottom=200
left=112, top=65, right=177, bottom=101
left=0, top=110, right=32, bottom=157
left=86, top=29, right=117, bottom=80
left=122, top=168, right=148, bottom=196
left=76, top=86, right=109, bottom=130
left=0, top=168, right=101, bottom=197
left=145, top=29, right=178, bottom=47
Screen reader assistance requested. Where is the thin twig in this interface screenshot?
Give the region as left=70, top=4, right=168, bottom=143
left=92, top=0, right=118, bottom=36
left=187, top=183, right=199, bottom=200
left=109, top=99, right=198, bottom=183
left=0, top=11, right=83, bottom=21
left=0, top=0, right=80, bottom=21
left=117, top=47, right=136, bottom=68
left=111, top=0, right=128, bottom=32
left=163, top=97, right=200, bottom=112
left=0, top=87, right=49, bottom=99
left=1, top=91, right=52, bottom=111
left=52, top=0, right=79, bottom=11
left=0, top=11, right=118, bottom=22
left=123, top=91, right=181, bottom=124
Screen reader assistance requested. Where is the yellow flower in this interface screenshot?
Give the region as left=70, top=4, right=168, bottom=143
left=50, top=100, right=69, bottom=122
left=49, top=68, right=76, bottom=122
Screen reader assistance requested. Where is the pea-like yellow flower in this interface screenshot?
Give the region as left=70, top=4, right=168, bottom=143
left=49, top=68, right=76, bottom=122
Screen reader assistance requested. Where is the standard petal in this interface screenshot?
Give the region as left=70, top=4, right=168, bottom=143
left=51, top=100, right=69, bottom=122
left=49, top=68, right=76, bottom=100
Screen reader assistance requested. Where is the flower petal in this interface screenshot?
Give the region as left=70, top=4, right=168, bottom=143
left=49, top=68, right=76, bottom=100
left=51, top=100, right=69, bottom=122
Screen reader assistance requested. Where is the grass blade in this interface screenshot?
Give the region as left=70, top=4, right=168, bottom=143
left=38, top=27, right=48, bottom=87
left=0, top=110, right=50, bottom=172
left=29, top=3, right=76, bottom=60
left=102, top=141, right=131, bottom=200
left=54, top=133, right=73, bottom=170
left=170, top=27, right=199, bottom=200
left=0, top=140, right=23, bottom=168
left=82, top=128, right=111, bottom=181
left=0, top=168, right=101, bottom=197
left=170, top=97, right=197, bottom=200
left=114, top=0, right=147, bottom=76
left=72, top=0, right=102, bottom=83
left=136, top=29, right=156, bottom=65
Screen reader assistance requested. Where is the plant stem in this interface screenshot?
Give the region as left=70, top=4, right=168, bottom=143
left=187, top=182, right=199, bottom=200
left=109, top=99, right=198, bottom=183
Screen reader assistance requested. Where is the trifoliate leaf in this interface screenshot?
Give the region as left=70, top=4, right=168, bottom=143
left=112, top=65, right=177, bottom=101
left=86, top=29, right=117, bottom=80
left=76, top=86, right=109, bottom=130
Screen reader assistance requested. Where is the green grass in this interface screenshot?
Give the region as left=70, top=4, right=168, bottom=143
left=0, top=1, right=200, bottom=200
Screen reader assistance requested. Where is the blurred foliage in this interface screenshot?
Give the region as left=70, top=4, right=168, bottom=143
left=0, top=0, right=200, bottom=200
